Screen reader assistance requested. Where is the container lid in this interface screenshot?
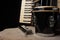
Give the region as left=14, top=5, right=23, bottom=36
left=32, top=10, right=58, bottom=12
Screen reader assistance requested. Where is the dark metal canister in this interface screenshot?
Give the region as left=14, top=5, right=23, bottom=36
left=32, top=6, right=58, bottom=36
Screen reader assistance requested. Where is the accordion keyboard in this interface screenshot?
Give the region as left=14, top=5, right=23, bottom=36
left=19, top=0, right=34, bottom=24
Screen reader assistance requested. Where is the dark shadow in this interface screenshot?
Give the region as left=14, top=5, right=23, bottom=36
left=0, top=0, right=22, bottom=31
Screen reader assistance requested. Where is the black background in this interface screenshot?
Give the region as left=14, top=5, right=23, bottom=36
left=0, top=0, right=22, bottom=27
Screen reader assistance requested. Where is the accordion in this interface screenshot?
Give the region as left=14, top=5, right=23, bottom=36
left=19, top=0, right=34, bottom=24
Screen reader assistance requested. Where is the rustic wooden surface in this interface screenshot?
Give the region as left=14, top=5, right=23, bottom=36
left=0, top=27, right=60, bottom=40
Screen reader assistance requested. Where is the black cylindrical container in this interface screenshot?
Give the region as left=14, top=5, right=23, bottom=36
left=34, top=12, right=57, bottom=37
left=32, top=7, right=58, bottom=37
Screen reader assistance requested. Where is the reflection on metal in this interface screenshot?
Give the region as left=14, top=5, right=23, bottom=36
left=49, top=16, right=55, bottom=27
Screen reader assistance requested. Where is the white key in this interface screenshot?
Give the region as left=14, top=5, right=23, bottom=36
left=19, top=0, right=34, bottom=24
